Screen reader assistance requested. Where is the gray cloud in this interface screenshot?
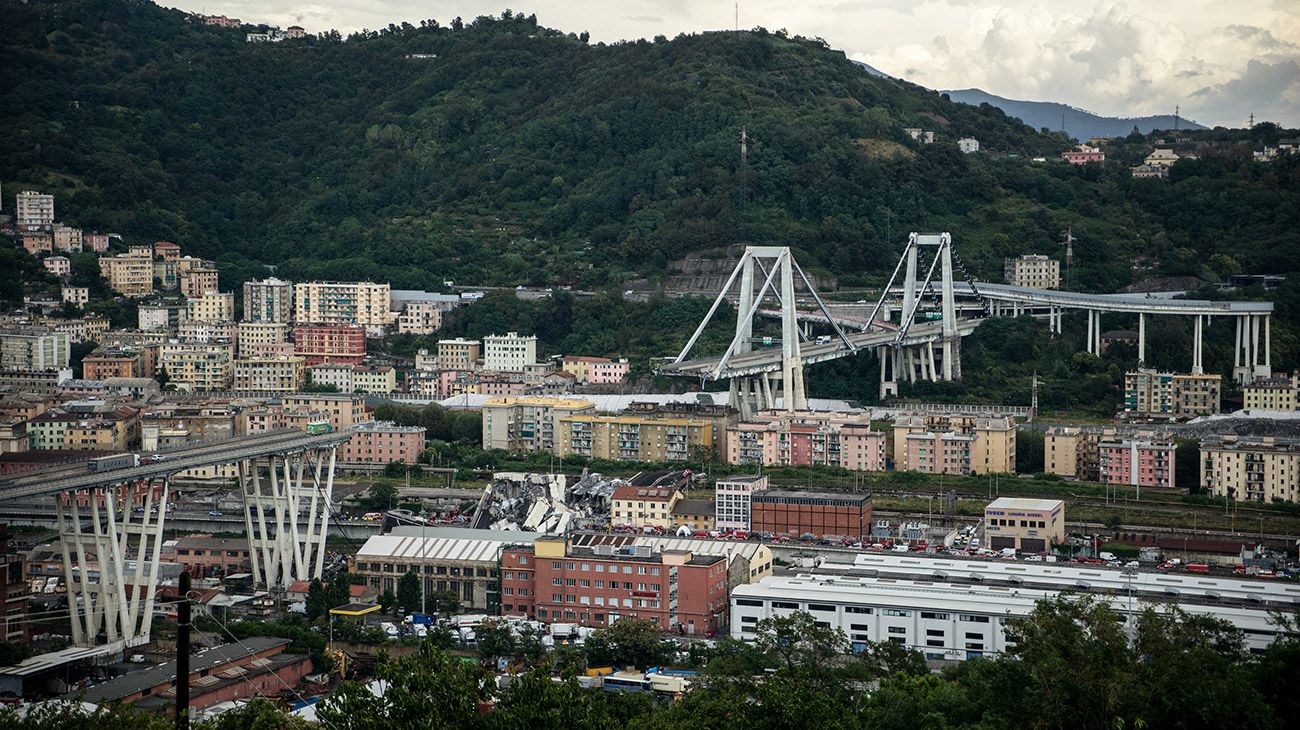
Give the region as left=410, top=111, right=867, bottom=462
left=1192, top=58, right=1300, bottom=126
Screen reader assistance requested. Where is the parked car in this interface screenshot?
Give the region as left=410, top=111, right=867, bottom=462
left=208, top=510, right=224, bottom=517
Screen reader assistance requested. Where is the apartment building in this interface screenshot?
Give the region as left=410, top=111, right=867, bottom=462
left=179, top=267, right=219, bottom=298
left=557, top=413, right=715, bottom=462
left=725, top=411, right=886, bottom=471
left=280, top=393, right=369, bottom=430
left=43, top=256, right=70, bottom=277
left=185, top=291, right=235, bottom=323
left=610, top=485, right=682, bottom=529
left=1201, top=436, right=1300, bottom=503
left=232, top=356, right=306, bottom=392
left=99, top=248, right=154, bottom=297
left=162, top=536, right=251, bottom=579
left=82, top=349, right=145, bottom=380
left=437, top=338, right=481, bottom=370
left=52, top=224, right=82, bottom=252
left=1099, top=436, right=1176, bottom=489
left=983, top=497, right=1065, bottom=553
left=243, top=277, right=295, bottom=324
left=481, top=396, right=595, bottom=452
left=1043, top=426, right=1101, bottom=481
left=501, top=536, right=729, bottom=634
left=483, top=332, right=538, bottom=372
left=61, top=286, right=89, bottom=307
left=294, top=281, right=394, bottom=334
left=1003, top=254, right=1060, bottom=289
left=1244, top=373, right=1299, bottom=411
left=177, top=319, right=236, bottom=344
left=670, top=500, right=716, bottom=532
left=21, top=232, right=52, bottom=255
left=27, top=409, right=138, bottom=451
left=560, top=356, right=631, bottom=385
left=0, top=329, right=70, bottom=370
left=750, top=491, right=872, bottom=542
left=158, top=342, right=235, bottom=391
left=15, top=191, right=54, bottom=230
left=307, top=364, right=354, bottom=392
left=893, top=415, right=1016, bottom=475
left=291, top=324, right=365, bottom=365
left=236, top=321, right=290, bottom=358
left=714, top=474, right=769, bottom=532
left=1123, top=369, right=1221, bottom=419
left=353, top=365, right=396, bottom=394
left=340, top=420, right=426, bottom=464
left=138, top=302, right=185, bottom=332
left=396, top=301, right=444, bottom=335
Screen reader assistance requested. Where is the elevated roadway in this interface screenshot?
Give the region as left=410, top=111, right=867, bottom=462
left=659, top=318, right=982, bottom=380
left=0, top=428, right=352, bottom=502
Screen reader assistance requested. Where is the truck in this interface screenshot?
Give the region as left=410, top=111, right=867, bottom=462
left=87, top=454, right=139, bottom=473
left=550, top=623, right=578, bottom=640
left=306, top=421, right=333, bottom=435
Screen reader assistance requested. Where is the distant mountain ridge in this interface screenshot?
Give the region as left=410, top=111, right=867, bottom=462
left=941, top=88, right=1208, bottom=141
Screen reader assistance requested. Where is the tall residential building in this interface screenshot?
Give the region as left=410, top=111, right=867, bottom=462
left=893, top=415, right=1016, bottom=474
left=243, top=278, right=295, bottom=324
left=15, top=191, right=54, bottom=230
left=352, top=366, right=397, bottom=394
left=1003, top=254, right=1060, bottom=289
left=1043, top=426, right=1101, bottom=481
left=396, top=301, right=444, bottom=335
left=186, top=292, right=235, bottom=323
left=1243, top=373, right=1299, bottom=411
left=483, top=332, right=538, bottom=373
left=725, top=411, right=886, bottom=471
left=291, top=324, right=365, bottom=366
left=340, top=421, right=426, bottom=464
left=236, top=322, right=291, bottom=359
left=714, top=474, right=769, bottom=532
left=0, top=329, right=71, bottom=370
left=1099, top=436, right=1176, bottom=489
left=1201, top=436, right=1300, bottom=503
left=138, top=303, right=186, bottom=332
left=557, top=413, right=715, bottom=462
left=179, top=267, right=220, bottom=298
left=233, top=356, right=306, bottom=392
left=1124, top=370, right=1221, bottom=419
left=99, top=248, right=154, bottom=297
left=158, top=342, right=235, bottom=391
left=437, top=338, right=482, bottom=370
left=293, top=281, right=393, bottom=334
left=481, top=396, right=596, bottom=452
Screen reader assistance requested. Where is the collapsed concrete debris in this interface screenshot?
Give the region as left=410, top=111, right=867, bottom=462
left=469, top=470, right=622, bottom=534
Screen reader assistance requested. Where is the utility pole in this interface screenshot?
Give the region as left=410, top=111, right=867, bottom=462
left=1174, top=105, right=1180, bottom=132
left=1061, top=228, right=1075, bottom=290
left=1029, top=369, right=1040, bottom=422
left=176, top=570, right=192, bottom=730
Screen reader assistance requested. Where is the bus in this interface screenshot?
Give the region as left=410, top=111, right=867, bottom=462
left=601, top=673, right=652, bottom=693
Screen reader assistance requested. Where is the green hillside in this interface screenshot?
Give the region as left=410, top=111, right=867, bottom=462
left=3, top=0, right=1300, bottom=385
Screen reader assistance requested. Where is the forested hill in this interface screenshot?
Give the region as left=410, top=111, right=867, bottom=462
left=1, top=0, right=1297, bottom=300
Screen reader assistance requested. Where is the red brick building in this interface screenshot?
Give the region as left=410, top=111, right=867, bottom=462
left=78, top=637, right=310, bottom=712
left=750, top=490, right=871, bottom=541
left=500, top=536, right=729, bottom=635
left=291, top=324, right=366, bottom=365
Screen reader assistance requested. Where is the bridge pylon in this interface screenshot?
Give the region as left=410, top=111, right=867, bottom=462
left=240, top=445, right=339, bottom=592
left=672, top=246, right=854, bottom=417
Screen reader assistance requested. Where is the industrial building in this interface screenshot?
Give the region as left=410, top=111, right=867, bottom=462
left=982, top=497, right=1065, bottom=553
left=750, top=490, right=871, bottom=541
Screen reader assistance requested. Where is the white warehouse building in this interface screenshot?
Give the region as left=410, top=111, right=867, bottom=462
left=731, top=569, right=1291, bottom=661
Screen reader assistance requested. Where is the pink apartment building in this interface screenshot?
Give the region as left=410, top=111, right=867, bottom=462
left=560, top=356, right=631, bottom=385
left=725, top=411, right=886, bottom=471
left=1099, top=438, right=1176, bottom=489
left=292, top=324, right=365, bottom=365
left=1062, top=145, right=1105, bottom=164
left=901, top=431, right=973, bottom=474
left=339, top=420, right=426, bottom=464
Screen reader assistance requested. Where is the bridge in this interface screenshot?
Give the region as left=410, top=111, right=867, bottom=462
left=660, top=233, right=1274, bottom=406
left=0, top=428, right=351, bottom=649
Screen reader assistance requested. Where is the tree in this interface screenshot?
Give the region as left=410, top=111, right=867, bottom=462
left=474, top=618, right=516, bottom=660
left=379, top=589, right=398, bottom=615
left=396, top=570, right=422, bottom=615
left=304, top=578, right=328, bottom=620
left=429, top=589, right=460, bottom=616
left=367, top=483, right=398, bottom=510
left=583, top=618, right=673, bottom=670
left=316, top=643, right=492, bottom=730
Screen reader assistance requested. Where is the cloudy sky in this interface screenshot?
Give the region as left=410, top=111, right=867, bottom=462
left=171, top=1, right=1300, bottom=127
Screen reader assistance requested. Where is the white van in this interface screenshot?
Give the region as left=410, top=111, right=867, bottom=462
left=380, top=622, right=399, bottom=639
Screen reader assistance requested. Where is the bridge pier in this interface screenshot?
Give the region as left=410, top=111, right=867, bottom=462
left=55, top=480, right=170, bottom=648
left=240, top=446, right=339, bottom=592
left=1192, top=315, right=1204, bottom=374
left=1138, top=313, right=1146, bottom=365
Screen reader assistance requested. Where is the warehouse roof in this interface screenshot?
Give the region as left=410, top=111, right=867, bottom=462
left=357, top=528, right=546, bottom=563
left=986, top=497, right=1064, bottom=512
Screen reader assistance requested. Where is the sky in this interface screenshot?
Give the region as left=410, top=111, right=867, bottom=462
left=171, top=1, right=1300, bottom=127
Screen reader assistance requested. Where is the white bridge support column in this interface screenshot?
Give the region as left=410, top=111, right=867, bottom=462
left=241, top=447, right=338, bottom=592
left=1138, top=313, right=1146, bottom=365
left=55, top=480, right=170, bottom=648
left=1192, top=315, right=1204, bottom=374
left=1233, top=314, right=1252, bottom=385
